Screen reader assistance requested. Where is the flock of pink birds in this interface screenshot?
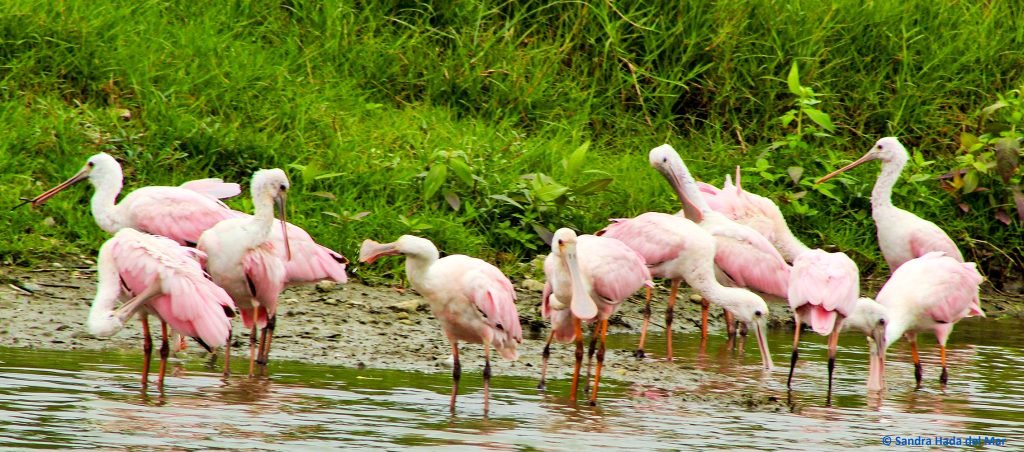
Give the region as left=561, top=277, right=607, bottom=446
left=18, top=137, right=985, bottom=409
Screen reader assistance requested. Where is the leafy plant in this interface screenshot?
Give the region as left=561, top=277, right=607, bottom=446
left=773, top=62, right=837, bottom=153
left=943, top=85, right=1024, bottom=224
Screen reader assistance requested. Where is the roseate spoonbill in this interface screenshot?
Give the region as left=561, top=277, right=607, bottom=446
left=538, top=229, right=651, bottom=405
left=19, top=152, right=348, bottom=284
left=786, top=249, right=860, bottom=396
left=88, top=228, right=236, bottom=389
left=816, top=137, right=964, bottom=271
left=872, top=252, right=984, bottom=389
left=358, top=235, right=522, bottom=412
left=597, top=212, right=772, bottom=369
left=841, top=297, right=889, bottom=391
left=650, top=144, right=791, bottom=336
left=197, top=169, right=292, bottom=377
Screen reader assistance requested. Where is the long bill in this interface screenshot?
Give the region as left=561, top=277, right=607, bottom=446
left=275, top=192, right=291, bottom=261
left=14, top=167, right=91, bottom=210
left=358, top=239, right=400, bottom=264
left=650, top=145, right=705, bottom=223
left=752, top=318, right=774, bottom=371
left=816, top=152, right=874, bottom=184
left=867, top=328, right=887, bottom=391
left=563, top=245, right=597, bottom=321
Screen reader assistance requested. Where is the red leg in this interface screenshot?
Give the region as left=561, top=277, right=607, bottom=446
left=909, top=334, right=922, bottom=389
left=140, top=316, right=152, bottom=389
left=248, top=307, right=259, bottom=377
left=700, top=298, right=710, bottom=340
left=158, top=321, right=170, bottom=391
left=940, top=345, right=948, bottom=386
left=569, top=317, right=584, bottom=402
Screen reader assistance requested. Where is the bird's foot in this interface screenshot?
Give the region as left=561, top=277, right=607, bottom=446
left=633, top=349, right=645, bottom=359
left=940, top=368, right=948, bottom=385
left=537, top=381, right=546, bottom=391
left=588, top=400, right=597, bottom=407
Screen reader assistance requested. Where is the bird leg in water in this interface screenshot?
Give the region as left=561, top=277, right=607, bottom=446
left=141, top=316, right=152, bottom=389
left=665, top=280, right=680, bottom=361
left=248, top=307, right=259, bottom=377
left=700, top=297, right=710, bottom=340
left=940, top=345, right=948, bottom=386
left=223, top=329, right=232, bottom=378
left=257, top=315, right=277, bottom=365
left=909, top=334, right=922, bottom=388
left=537, top=331, right=555, bottom=390
left=589, top=318, right=610, bottom=407
left=634, top=286, right=653, bottom=358
left=483, top=341, right=491, bottom=415
left=158, top=321, right=170, bottom=391
left=787, top=313, right=801, bottom=389
left=584, top=323, right=598, bottom=394
left=826, top=319, right=842, bottom=404
left=449, top=340, right=460, bottom=414
left=725, top=310, right=736, bottom=338
left=569, top=317, right=584, bottom=402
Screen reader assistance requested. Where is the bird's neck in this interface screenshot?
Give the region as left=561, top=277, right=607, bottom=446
left=702, top=284, right=755, bottom=315
left=250, top=195, right=276, bottom=241
left=882, top=302, right=913, bottom=347
left=90, top=176, right=124, bottom=233
left=871, top=159, right=905, bottom=210
left=778, top=231, right=811, bottom=264
left=404, top=252, right=440, bottom=294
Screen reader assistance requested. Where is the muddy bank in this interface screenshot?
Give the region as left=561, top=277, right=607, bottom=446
left=2, top=265, right=1021, bottom=410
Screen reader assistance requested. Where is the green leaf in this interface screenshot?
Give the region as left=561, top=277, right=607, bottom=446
left=960, top=132, right=979, bottom=152
left=489, top=194, right=524, bottom=210
left=423, top=164, right=447, bottom=199
left=314, top=172, right=345, bottom=180
left=787, top=62, right=802, bottom=96
left=564, top=140, right=590, bottom=174
left=963, top=170, right=980, bottom=193
left=994, top=137, right=1020, bottom=184
left=572, top=178, right=613, bottom=195
left=443, top=190, right=461, bottom=211
left=786, top=166, right=804, bottom=184
left=532, top=178, right=569, bottom=202
left=449, top=157, right=474, bottom=186
left=802, top=107, right=835, bottom=132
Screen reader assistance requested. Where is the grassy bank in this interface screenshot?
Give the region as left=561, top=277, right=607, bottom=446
left=1, top=1, right=1022, bottom=287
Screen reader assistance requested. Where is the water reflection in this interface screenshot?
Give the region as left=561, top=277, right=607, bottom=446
left=0, top=316, right=1022, bottom=449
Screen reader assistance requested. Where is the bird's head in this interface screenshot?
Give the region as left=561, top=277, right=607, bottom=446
left=251, top=168, right=292, bottom=260
left=648, top=144, right=705, bottom=221
left=17, top=152, right=123, bottom=209
left=551, top=228, right=579, bottom=257
left=843, top=297, right=889, bottom=391
left=549, top=228, right=598, bottom=320
left=816, top=137, right=908, bottom=184
left=726, top=290, right=773, bottom=370
left=359, top=235, right=439, bottom=264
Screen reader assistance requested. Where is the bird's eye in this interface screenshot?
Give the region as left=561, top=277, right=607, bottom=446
left=662, top=157, right=668, bottom=163
left=87, top=161, right=95, bottom=168
left=876, top=144, right=883, bottom=150
left=279, top=184, right=287, bottom=191
left=557, top=239, right=564, bottom=246
left=754, top=310, right=762, bottom=317
left=879, top=318, right=886, bottom=326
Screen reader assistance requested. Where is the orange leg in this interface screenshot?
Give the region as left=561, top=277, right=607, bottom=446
left=585, top=324, right=598, bottom=393
left=248, top=307, right=259, bottom=377
left=449, top=339, right=460, bottom=413
left=635, top=286, right=653, bottom=358
left=787, top=313, right=801, bottom=389
left=158, top=321, right=170, bottom=391
left=569, top=317, right=584, bottom=402
left=589, top=319, right=610, bottom=406
left=909, top=334, right=922, bottom=389
left=665, top=280, right=680, bottom=361
left=483, top=341, right=491, bottom=415
left=826, top=320, right=841, bottom=403
left=939, top=345, right=948, bottom=386
left=537, top=330, right=555, bottom=390
left=140, top=316, right=152, bottom=389
left=700, top=298, right=710, bottom=340
left=725, top=310, right=736, bottom=338
left=259, top=315, right=276, bottom=365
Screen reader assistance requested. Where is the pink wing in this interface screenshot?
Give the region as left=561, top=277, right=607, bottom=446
left=713, top=226, right=790, bottom=298
left=123, top=187, right=237, bottom=245
left=468, top=261, right=523, bottom=344
left=914, top=253, right=983, bottom=323
left=270, top=221, right=348, bottom=284
left=178, top=178, right=242, bottom=199
left=598, top=212, right=686, bottom=266
left=579, top=235, right=651, bottom=304
left=788, top=249, right=859, bottom=334
left=109, top=230, right=235, bottom=348
left=909, top=228, right=964, bottom=263
left=240, top=242, right=287, bottom=328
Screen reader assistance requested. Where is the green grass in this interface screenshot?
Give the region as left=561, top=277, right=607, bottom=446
left=1, top=0, right=1022, bottom=286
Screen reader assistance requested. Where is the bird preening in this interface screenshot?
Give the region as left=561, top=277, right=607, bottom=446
left=16, top=137, right=987, bottom=410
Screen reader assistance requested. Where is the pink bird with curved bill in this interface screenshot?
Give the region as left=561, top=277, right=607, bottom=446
left=597, top=212, right=772, bottom=369
left=87, top=228, right=236, bottom=390
left=872, top=252, right=984, bottom=390
left=816, top=137, right=964, bottom=271
left=538, top=228, right=652, bottom=405
left=359, top=235, right=522, bottom=413
left=17, top=152, right=348, bottom=285
left=650, top=144, right=791, bottom=340
left=198, top=169, right=296, bottom=377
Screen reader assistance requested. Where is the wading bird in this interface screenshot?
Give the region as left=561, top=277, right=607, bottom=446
left=19, top=152, right=348, bottom=285
left=841, top=298, right=889, bottom=391
left=539, top=229, right=652, bottom=405
left=872, top=252, right=984, bottom=389
left=88, top=228, right=235, bottom=389
left=651, top=144, right=790, bottom=347
left=816, top=137, right=964, bottom=271
left=359, top=235, right=522, bottom=412
left=597, top=212, right=772, bottom=368
left=197, top=169, right=292, bottom=377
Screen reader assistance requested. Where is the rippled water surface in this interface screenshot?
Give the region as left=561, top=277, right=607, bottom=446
left=1, top=316, right=1022, bottom=449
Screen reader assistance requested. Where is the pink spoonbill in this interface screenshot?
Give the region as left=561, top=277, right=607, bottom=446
left=650, top=144, right=791, bottom=336
left=539, top=228, right=652, bottom=405
left=840, top=297, right=889, bottom=391
left=197, top=169, right=293, bottom=377
left=597, top=212, right=772, bottom=368
left=359, top=235, right=522, bottom=412
left=816, top=137, right=963, bottom=271
left=872, top=252, right=984, bottom=389
left=88, top=228, right=236, bottom=389
left=19, top=152, right=348, bottom=285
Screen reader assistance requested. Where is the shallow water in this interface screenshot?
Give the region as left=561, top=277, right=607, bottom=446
left=0, top=317, right=1021, bottom=449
